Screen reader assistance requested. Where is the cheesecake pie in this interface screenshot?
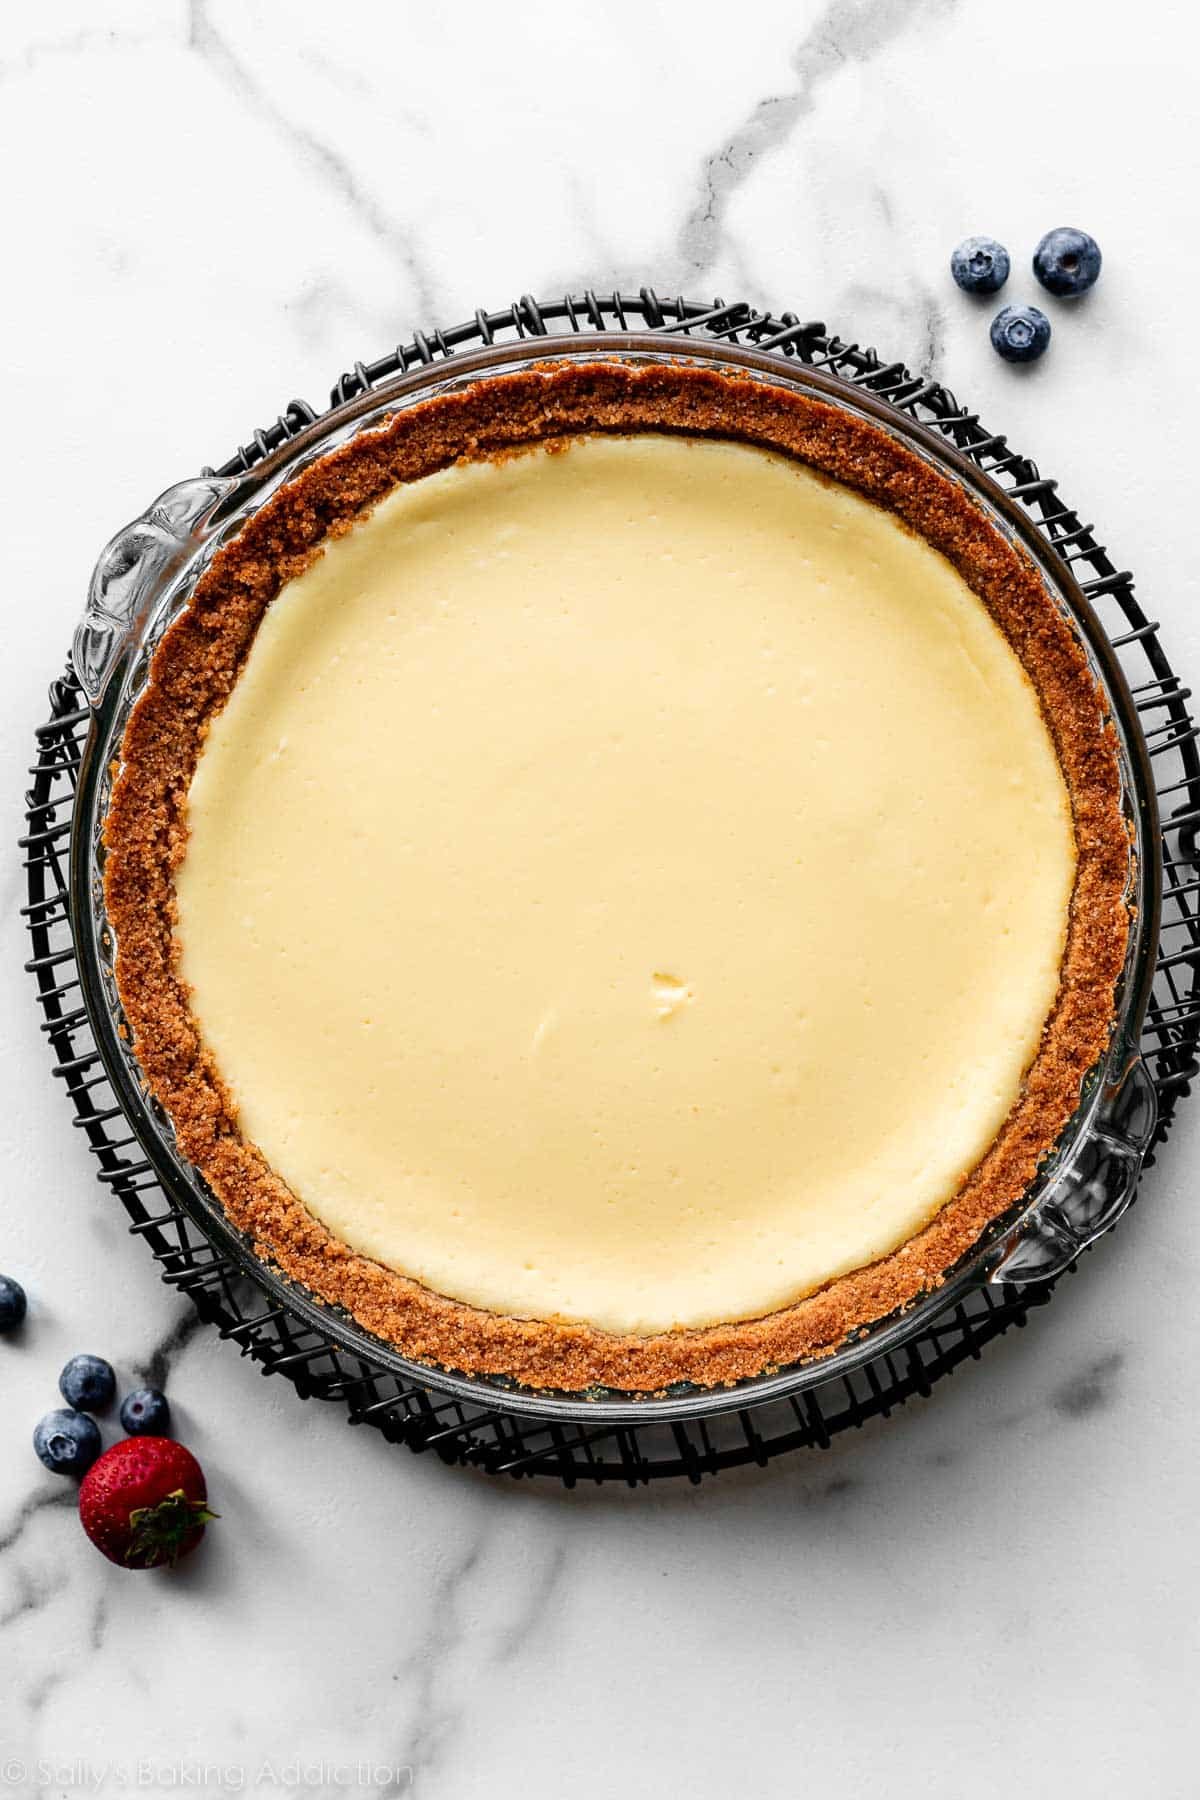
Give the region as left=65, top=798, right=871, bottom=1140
left=104, top=360, right=1130, bottom=1390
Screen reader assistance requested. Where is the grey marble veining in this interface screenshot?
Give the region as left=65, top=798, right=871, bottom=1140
left=188, top=0, right=441, bottom=319
left=675, top=0, right=956, bottom=286
left=3, top=2, right=1200, bottom=1796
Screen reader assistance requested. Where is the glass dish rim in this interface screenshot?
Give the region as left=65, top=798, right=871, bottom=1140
left=69, top=331, right=1161, bottom=1424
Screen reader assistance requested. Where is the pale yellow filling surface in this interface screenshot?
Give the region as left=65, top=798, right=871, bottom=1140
left=177, top=435, right=1076, bottom=1334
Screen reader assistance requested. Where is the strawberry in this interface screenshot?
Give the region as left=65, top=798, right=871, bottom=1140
left=78, top=1437, right=216, bottom=1570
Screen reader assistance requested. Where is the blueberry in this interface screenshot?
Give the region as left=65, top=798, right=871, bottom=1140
left=120, top=1387, right=171, bottom=1436
left=990, top=304, right=1052, bottom=364
left=0, top=1275, right=27, bottom=1333
left=1033, top=227, right=1102, bottom=298
left=58, top=1354, right=116, bottom=1413
left=950, top=235, right=1011, bottom=295
left=34, top=1408, right=102, bottom=1477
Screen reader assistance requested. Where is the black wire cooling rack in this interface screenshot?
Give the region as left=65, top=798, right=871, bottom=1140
left=23, top=291, right=1200, bottom=1484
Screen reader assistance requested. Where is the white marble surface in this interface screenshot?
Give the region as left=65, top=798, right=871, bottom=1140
left=4, top=2, right=1200, bottom=1795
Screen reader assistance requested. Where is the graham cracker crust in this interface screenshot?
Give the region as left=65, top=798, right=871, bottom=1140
left=102, top=360, right=1131, bottom=1392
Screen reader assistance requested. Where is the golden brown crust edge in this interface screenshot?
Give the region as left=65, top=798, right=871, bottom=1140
left=102, top=360, right=1131, bottom=1392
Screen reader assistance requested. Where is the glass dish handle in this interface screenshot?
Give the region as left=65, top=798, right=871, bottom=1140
left=73, top=476, right=238, bottom=707
left=987, top=1052, right=1157, bottom=1286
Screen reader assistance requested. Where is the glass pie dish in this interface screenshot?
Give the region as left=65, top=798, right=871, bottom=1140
left=68, top=333, right=1161, bottom=1423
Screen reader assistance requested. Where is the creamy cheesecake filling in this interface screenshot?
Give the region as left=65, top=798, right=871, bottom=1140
left=175, top=433, right=1076, bottom=1335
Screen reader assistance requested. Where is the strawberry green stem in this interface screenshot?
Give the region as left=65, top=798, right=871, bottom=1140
left=125, top=1489, right=218, bottom=1568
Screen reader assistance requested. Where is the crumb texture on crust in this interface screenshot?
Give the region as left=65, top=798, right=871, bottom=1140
left=103, top=360, right=1131, bottom=1392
